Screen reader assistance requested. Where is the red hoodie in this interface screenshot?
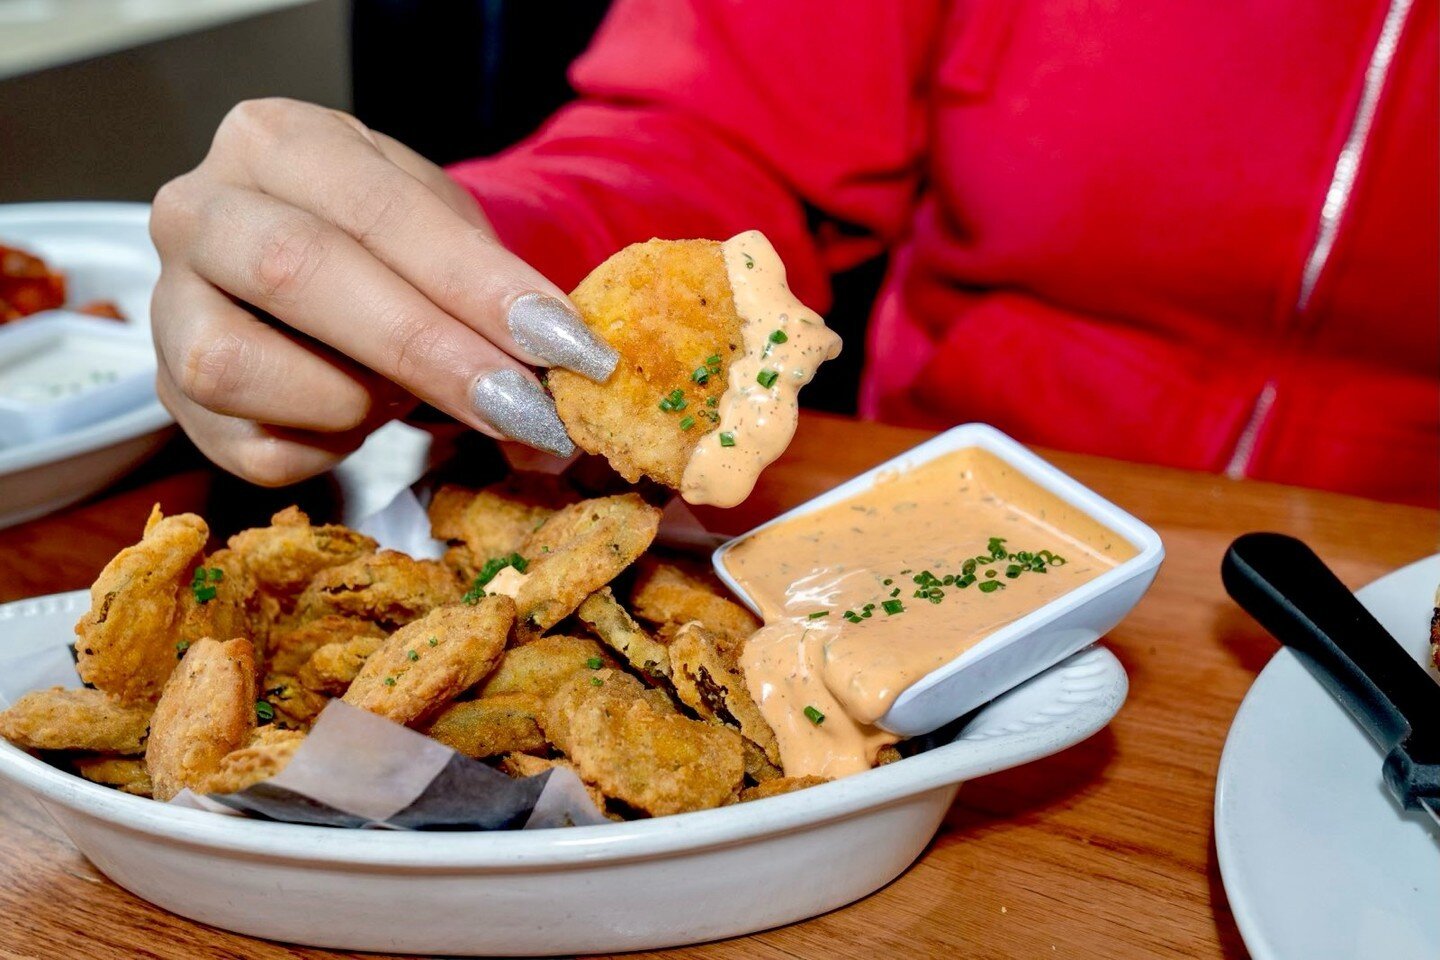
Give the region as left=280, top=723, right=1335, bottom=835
left=449, top=0, right=1439, bottom=508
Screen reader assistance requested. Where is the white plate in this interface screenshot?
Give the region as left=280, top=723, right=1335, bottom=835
left=0, top=202, right=172, bottom=527
left=0, top=590, right=1128, bottom=956
left=1216, top=554, right=1440, bottom=960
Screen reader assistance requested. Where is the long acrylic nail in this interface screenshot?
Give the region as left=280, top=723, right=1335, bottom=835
left=507, top=292, right=618, bottom=382
left=471, top=368, right=575, bottom=457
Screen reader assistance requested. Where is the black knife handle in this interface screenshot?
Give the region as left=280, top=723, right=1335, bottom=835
left=1222, top=533, right=1440, bottom=806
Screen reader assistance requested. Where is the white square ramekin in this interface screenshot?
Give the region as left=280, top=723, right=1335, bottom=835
left=713, top=422, right=1164, bottom=736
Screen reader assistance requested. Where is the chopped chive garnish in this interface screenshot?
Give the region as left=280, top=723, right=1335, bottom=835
left=743, top=253, right=755, bottom=269
left=255, top=700, right=275, bottom=723
left=691, top=367, right=710, bottom=384
left=590, top=676, right=604, bottom=687
left=756, top=368, right=779, bottom=389
left=383, top=676, right=397, bottom=686
left=679, top=416, right=695, bottom=430
left=803, top=705, right=825, bottom=725
left=719, top=432, right=736, bottom=447
left=978, top=580, right=1004, bottom=593
left=428, top=636, right=438, bottom=646
left=706, top=396, right=719, bottom=407
left=807, top=611, right=829, bottom=619
left=192, top=584, right=217, bottom=604
left=586, top=656, right=604, bottom=670
left=882, top=599, right=904, bottom=615
left=769, top=329, right=788, bottom=344
left=407, top=649, right=420, bottom=662
left=175, top=640, right=190, bottom=657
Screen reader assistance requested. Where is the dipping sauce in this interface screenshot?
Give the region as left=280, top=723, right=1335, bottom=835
left=726, top=447, right=1138, bottom=778
left=681, top=231, right=842, bottom=508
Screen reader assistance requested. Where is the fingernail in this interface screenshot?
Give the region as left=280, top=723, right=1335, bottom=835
left=507, top=292, right=618, bottom=382
left=471, top=368, right=575, bottom=457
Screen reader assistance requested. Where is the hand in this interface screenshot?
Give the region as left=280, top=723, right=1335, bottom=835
left=149, top=98, right=616, bottom=486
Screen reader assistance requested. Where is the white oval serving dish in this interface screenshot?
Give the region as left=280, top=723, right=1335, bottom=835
left=714, top=422, right=1164, bottom=737
left=0, top=587, right=1127, bottom=955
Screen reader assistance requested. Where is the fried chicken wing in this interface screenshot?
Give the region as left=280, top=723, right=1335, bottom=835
left=419, top=693, right=547, bottom=759
left=630, top=558, right=760, bottom=644
left=514, top=494, right=661, bottom=636
left=542, top=668, right=744, bottom=816
left=197, top=727, right=306, bottom=794
left=341, top=598, right=513, bottom=725
left=549, top=239, right=742, bottom=488
left=295, top=550, right=462, bottom=628
left=75, top=506, right=209, bottom=704
left=0, top=687, right=152, bottom=754
left=227, top=506, right=377, bottom=603
left=145, top=637, right=257, bottom=801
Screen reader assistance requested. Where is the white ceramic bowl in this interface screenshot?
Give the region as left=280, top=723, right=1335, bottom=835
left=0, top=588, right=1128, bottom=955
left=715, top=423, right=1164, bottom=736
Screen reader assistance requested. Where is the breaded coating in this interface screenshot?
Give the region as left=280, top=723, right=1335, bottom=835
left=576, top=588, right=671, bottom=681
left=297, top=633, right=386, bottom=696
left=743, top=738, right=783, bottom=783
left=267, top=614, right=387, bottom=676
left=875, top=744, right=904, bottom=766
left=175, top=548, right=270, bottom=656
left=668, top=622, right=780, bottom=765
left=542, top=669, right=744, bottom=816
left=226, top=506, right=376, bottom=603
left=197, top=727, right=306, bottom=794
left=260, top=672, right=328, bottom=729
left=477, top=634, right=610, bottom=700
left=514, top=494, right=661, bottom=635
left=739, top=776, right=828, bottom=803
left=419, top=693, right=547, bottom=759
left=295, top=550, right=462, bottom=628
left=0, top=687, right=152, bottom=754
left=145, top=638, right=257, bottom=801
left=74, top=506, right=208, bottom=704
left=630, top=558, right=759, bottom=644
left=342, top=598, right=514, bottom=725
left=550, top=239, right=742, bottom=488
left=72, top=756, right=153, bottom=796
left=501, top=753, right=610, bottom=812
left=429, top=474, right=577, bottom=579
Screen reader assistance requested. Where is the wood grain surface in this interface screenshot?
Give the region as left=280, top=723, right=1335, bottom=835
left=0, top=413, right=1434, bottom=959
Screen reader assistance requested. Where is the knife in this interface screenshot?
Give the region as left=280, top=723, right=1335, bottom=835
left=1222, top=532, right=1440, bottom=827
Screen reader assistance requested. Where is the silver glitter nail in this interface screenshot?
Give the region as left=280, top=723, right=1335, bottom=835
left=471, top=368, right=575, bottom=457
left=507, top=292, right=618, bottom=382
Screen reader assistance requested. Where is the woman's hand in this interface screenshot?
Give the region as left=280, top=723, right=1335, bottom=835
left=149, top=98, right=616, bottom=486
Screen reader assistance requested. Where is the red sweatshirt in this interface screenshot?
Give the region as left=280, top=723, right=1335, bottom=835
left=449, top=0, right=1440, bottom=508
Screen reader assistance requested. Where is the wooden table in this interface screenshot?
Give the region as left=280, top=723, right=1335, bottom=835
left=0, top=413, right=1435, bottom=959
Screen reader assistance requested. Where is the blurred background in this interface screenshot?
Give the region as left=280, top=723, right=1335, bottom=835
left=0, top=0, right=877, bottom=412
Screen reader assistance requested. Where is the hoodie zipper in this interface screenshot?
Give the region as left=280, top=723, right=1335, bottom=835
left=1223, top=0, right=1415, bottom=479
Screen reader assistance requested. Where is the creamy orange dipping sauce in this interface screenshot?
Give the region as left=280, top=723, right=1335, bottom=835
left=726, top=447, right=1138, bottom=778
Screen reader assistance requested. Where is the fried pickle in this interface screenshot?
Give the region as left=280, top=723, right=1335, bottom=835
left=227, top=506, right=376, bottom=603
left=260, top=672, right=328, bottom=729
left=576, top=588, right=671, bottom=681
left=295, top=550, right=462, bottom=628
left=476, top=633, right=611, bottom=700
left=175, top=547, right=271, bottom=657
left=514, top=494, right=661, bottom=636
left=667, top=622, right=780, bottom=765
left=738, top=775, right=828, bottom=802
left=297, top=633, right=387, bottom=696
left=0, top=687, right=152, bottom=754
left=341, top=598, right=513, bottom=725
left=419, top=693, right=547, bottom=759
left=145, top=637, right=257, bottom=801
left=549, top=239, right=742, bottom=488
left=542, top=668, right=744, bottom=816
left=630, top=558, right=760, bottom=644
left=74, top=506, right=208, bottom=704
left=500, top=752, right=610, bottom=812
left=197, top=727, right=306, bottom=794
left=72, top=756, right=153, bottom=796
left=429, top=474, right=577, bottom=579
left=268, top=614, right=388, bottom=676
